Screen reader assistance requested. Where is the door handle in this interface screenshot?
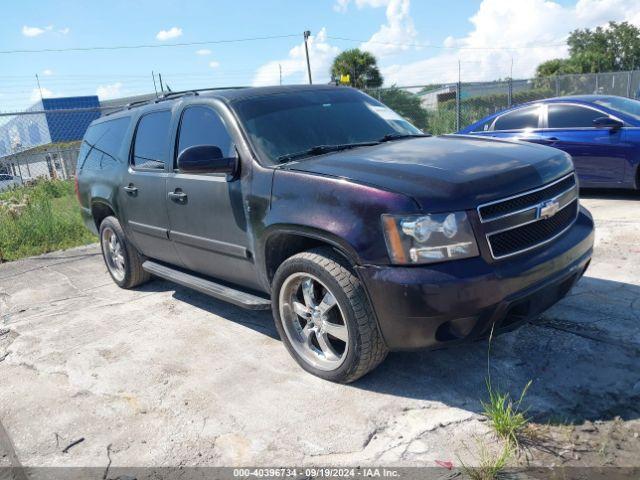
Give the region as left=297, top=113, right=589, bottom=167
left=123, top=184, right=138, bottom=195
left=168, top=190, right=188, bottom=203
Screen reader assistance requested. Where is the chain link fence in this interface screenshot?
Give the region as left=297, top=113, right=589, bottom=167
left=369, top=70, right=640, bottom=135
left=0, top=107, right=108, bottom=191
left=2, top=69, right=640, bottom=194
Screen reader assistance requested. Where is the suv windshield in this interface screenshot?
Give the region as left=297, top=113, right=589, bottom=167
left=233, top=88, right=423, bottom=164
left=594, top=97, right=640, bottom=121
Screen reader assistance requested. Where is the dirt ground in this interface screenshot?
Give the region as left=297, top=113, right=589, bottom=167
left=0, top=191, right=639, bottom=474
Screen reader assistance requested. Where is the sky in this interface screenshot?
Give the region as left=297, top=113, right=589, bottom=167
left=2, top=0, right=640, bottom=110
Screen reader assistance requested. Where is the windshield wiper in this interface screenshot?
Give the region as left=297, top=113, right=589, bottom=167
left=378, top=133, right=431, bottom=142
left=276, top=141, right=380, bottom=163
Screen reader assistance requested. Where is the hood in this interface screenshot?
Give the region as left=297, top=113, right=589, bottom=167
left=283, top=135, right=573, bottom=212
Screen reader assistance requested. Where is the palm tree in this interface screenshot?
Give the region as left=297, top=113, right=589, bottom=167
left=330, top=49, right=383, bottom=89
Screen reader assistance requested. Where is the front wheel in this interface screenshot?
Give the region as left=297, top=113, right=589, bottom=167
left=271, top=248, right=388, bottom=383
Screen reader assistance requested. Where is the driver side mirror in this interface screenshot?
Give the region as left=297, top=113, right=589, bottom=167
left=177, top=145, right=239, bottom=179
left=593, top=116, right=623, bottom=130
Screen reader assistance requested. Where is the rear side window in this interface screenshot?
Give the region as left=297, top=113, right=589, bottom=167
left=493, top=106, right=540, bottom=131
left=176, top=106, right=233, bottom=166
left=547, top=104, right=604, bottom=128
left=132, top=111, right=172, bottom=169
left=472, top=119, right=494, bottom=132
left=79, top=117, right=130, bottom=170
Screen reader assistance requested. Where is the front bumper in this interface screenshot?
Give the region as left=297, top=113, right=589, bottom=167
left=356, top=206, right=594, bottom=351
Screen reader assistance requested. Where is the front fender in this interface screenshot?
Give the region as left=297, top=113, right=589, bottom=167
left=262, top=169, right=419, bottom=265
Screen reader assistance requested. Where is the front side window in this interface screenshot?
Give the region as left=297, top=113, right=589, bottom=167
left=594, top=97, right=640, bottom=121
left=232, top=89, right=421, bottom=165
left=493, top=106, right=541, bottom=131
left=176, top=106, right=233, bottom=167
left=547, top=104, right=606, bottom=129
left=132, top=110, right=172, bottom=169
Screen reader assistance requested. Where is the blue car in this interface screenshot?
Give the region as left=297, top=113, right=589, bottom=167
left=459, top=95, right=640, bottom=190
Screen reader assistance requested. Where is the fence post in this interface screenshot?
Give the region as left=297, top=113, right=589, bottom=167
left=595, top=73, right=599, bottom=93
left=507, top=77, right=513, bottom=107
left=15, top=158, right=24, bottom=184
left=455, top=82, right=461, bottom=131
left=555, top=76, right=559, bottom=96
left=57, top=146, right=68, bottom=180
left=627, top=71, right=633, bottom=98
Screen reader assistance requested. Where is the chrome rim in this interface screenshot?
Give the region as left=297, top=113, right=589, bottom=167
left=279, top=273, right=349, bottom=371
left=101, top=227, right=125, bottom=281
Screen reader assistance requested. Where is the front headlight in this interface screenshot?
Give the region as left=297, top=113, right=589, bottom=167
left=381, top=212, right=479, bottom=264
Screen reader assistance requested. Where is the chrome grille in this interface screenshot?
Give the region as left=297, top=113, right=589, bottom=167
left=478, top=173, right=577, bottom=222
left=478, top=173, right=579, bottom=259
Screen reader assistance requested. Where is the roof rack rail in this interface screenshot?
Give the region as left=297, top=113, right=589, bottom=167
left=102, top=86, right=249, bottom=116
left=154, top=86, right=249, bottom=103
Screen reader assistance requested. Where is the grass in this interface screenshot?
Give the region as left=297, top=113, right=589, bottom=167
left=458, top=439, right=513, bottom=480
left=481, top=325, right=533, bottom=448
left=482, top=379, right=532, bottom=447
left=0, top=179, right=97, bottom=262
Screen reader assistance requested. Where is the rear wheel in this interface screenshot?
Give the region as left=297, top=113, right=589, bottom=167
left=99, top=216, right=150, bottom=289
left=272, top=248, right=388, bottom=383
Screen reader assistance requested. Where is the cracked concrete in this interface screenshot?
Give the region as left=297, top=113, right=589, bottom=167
left=0, top=193, right=639, bottom=468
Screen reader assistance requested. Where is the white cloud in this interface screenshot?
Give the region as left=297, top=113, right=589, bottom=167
left=96, top=82, right=123, bottom=100
left=333, top=0, right=350, bottom=12
left=42, top=69, right=53, bottom=76
left=196, top=48, right=212, bottom=55
left=22, top=25, right=45, bottom=37
left=209, top=61, right=220, bottom=68
left=334, top=0, right=393, bottom=11
left=22, top=24, right=68, bottom=37
left=30, top=87, right=54, bottom=102
left=360, top=0, right=418, bottom=57
left=252, top=27, right=340, bottom=86
left=382, top=0, right=640, bottom=85
left=156, top=27, right=182, bottom=41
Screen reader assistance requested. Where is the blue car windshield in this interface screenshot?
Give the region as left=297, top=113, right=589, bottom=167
left=233, top=89, right=422, bottom=165
left=594, top=97, right=640, bottom=121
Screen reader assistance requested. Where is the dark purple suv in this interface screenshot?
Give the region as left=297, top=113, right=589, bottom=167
left=77, top=85, right=594, bottom=383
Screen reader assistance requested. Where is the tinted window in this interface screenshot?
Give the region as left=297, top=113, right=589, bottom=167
left=493, top=106, right=540, bottom=131
left=83, top=117, right=130, bottom=159
left=177, top=106, right=233, bottom=166
left=82, top=148, right=103, bottom=171
left=547, top=104, right=604, bottom=128
left=133, top=111, right=172, bottom=169
left=0, top=174, right=12, bottom=181
left=233, top=89, right=422, bottom=164
left=472, top=119, right=494, bottom=132
left=594, top=97, right=640, bottom=121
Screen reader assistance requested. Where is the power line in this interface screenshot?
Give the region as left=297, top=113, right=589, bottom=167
left=0, top=34, right=300, bottom=55
left=326, top=35, right=567, bottom=51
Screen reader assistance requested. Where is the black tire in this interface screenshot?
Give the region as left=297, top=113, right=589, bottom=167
left=99, top=216, right=150, bottom=289
left=271, top=247, right=388, bottom=383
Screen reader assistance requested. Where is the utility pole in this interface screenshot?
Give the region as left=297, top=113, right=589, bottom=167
left=35, top=74, right=44, bottom=101
left=279, top=64, right=282, bottom=85
left=456, top=60, right=461, bottom=131
left=158, top=73, right=165, bottom=94
left=508, top=56, right=513, bottom=107
left=303, top=31, right=312, bottom=85
left=152, top=71, right=159, bottom=98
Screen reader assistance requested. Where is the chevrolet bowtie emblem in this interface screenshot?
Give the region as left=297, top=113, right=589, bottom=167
left=539, top=199, right=560, bottom=219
